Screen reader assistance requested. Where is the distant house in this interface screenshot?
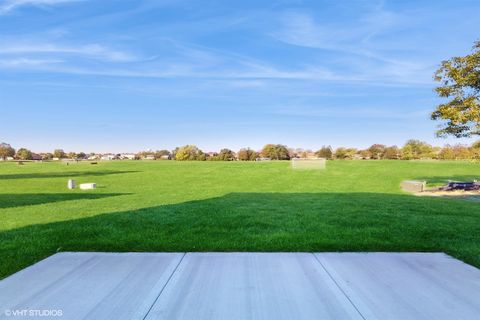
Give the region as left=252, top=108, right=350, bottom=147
left=87, top=155, right=99, bottom=160
left=143, top=155, right=155, bottom=160
left=101, top=154, right=116, bottom=161
left=31, top=153, right=43, bottom=161
left=256, top=157, right=271, bottom=161
left=121, top=153, right=136, bottom=160
left=160, top=155, right=170, bottom=160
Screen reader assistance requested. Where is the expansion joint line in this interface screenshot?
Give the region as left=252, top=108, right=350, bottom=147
left=142, top=252, right=187, bottom=320
left=311, top=253, right=367, bottom=320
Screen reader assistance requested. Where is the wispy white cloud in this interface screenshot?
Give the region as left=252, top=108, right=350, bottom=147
left=225, top=80, right=265, bottom=88
left=0, top=57, right=62, bottom=67
left=269, top=5, right=434, bottom=84
left=0, top=43, right=135, bottom=62
left=0, top=6, right=433, bottom=86
left=271, top=1, right=401, bottom=51
left=0, top=44, right=433, bottom=86
left=272, top=105, right=431, bottom=120
left=6, top=63, right=431, bottom=88
left=0, top=0, right=82, bottom=14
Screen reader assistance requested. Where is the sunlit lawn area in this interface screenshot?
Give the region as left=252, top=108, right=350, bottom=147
left=1, top=160, right=480, bottom=279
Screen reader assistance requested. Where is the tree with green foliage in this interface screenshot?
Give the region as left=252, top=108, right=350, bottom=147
left=15, top=148, right=32, bottom=160
left=359, top=149, right=372, bottom=159
left=432, top=146, right=442, bottom=158
left=346, top=148, right=357, bottom=159
left=197, top=151, right=207, bottom=161
left=42, top=153, right=53, bottom=160
left=67, top=152, right=77, bottom=159
left=438, top=145, right=455, bottom=160
left=470, top=142, right=480, bottom=160
left=174, top=145, right=205, bottom=161
left=431, top=40, right=480, bottom=137
left=401, top=145, right=414, bottom=160
left=53, top=149, right=66, bottom=159
left=452, top=144, right=471, bottom=160
left=237, top=148, right=258, bottom=161
left=206, top=152, right=219, bottom=161
left=154, top=150, right=171, bottom=160
left=0, top=142, right=15, bottom=160
left=384, top=146, right=400, bottom=159
left=261, top=144, right=290, bottom=160
left=315, top=145, right=333, bottom=159
left=261, top=144, right=277, bottom=159
left=136, top=150, right=154, bottom=159
left=368, top=144, right=386, bottom=159
left=471, top=140, right=480, bottom=149
left=402, top=140, right=433, bottom=159
left=335, top=147, right=348, bottom=160
left=217, top=148, right=235, bottom=161
left=470, top=141, right=480, bottom=160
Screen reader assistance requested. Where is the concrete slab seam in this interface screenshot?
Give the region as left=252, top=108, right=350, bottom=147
left=141, top=253, right=187, bottom=320
left=311, top=253, right=367, bottom=320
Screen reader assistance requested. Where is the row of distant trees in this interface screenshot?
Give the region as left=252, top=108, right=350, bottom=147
left=139, top=146, right=255, bottom=161
left=0, top=144, right=91, bottom=161
left=3, top=140, right=480, bottom=161
left=96, top=140, right=480, bottom=161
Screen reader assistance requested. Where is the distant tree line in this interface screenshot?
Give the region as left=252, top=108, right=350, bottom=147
left=2, top=140, right=480, bottom=161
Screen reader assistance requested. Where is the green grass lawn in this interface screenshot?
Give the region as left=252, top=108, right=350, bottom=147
left=1, top=160, right=480, bottom=279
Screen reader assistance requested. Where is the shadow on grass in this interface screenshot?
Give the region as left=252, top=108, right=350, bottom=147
left=1, top=192, right=479, bottom=279
left=0, top=170, right=139, bottom=180
left=0, top=193, right=129, bottom=209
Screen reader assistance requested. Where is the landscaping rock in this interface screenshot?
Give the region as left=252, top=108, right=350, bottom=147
left=401, top=180, right=426, bottom=193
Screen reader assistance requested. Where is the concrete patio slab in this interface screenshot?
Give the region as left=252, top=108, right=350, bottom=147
left=0, top=252, right=183, bottom=320
left=145, top=252, right=362, bottom=320
left=1, top=252, right=479, bottom=320
left=315, top=252, right=480, bottom=320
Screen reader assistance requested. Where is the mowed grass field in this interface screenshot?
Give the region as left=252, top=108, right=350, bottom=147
left=1, top=160, right=480, bottom=279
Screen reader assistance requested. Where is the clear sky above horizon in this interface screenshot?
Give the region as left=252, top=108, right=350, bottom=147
left=1, top=0, right=480, bottom=153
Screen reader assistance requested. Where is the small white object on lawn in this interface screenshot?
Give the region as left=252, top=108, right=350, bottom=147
left=67, top=179, right=76, bottom=189
left=79, top=183, right=96, bottom=190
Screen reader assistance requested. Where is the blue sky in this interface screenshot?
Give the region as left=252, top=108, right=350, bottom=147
left=1, top=0, right=479, bottom=153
